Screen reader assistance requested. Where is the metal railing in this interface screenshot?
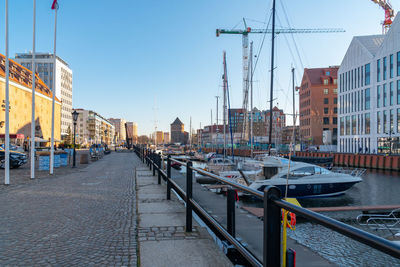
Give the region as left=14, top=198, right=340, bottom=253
left=134, top=145, right=400, bottom=267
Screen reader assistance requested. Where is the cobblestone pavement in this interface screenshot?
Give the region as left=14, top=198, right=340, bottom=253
left=0, top=152, right=139, bottom=266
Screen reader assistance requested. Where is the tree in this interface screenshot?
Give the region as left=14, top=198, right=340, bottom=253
left=137, top=135, right=150, bottom=144
left=64, top=126, right=72, bottom=145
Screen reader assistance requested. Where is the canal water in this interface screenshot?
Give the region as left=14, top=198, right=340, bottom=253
left=179, top=162, right=400, bottom=266
left=245, top=169, right=400, bottom=266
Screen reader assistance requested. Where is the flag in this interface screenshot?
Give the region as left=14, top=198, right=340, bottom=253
left=51, top=0, right=58, bottom=10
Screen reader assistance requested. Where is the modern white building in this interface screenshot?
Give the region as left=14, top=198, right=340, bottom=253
left=338, top=14, right=400, bottom=154
left=14, top=53, right=73, bottom=140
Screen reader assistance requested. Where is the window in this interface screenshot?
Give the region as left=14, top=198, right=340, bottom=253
left=383, top=57, right=387, bottom=80
left=383, top=84, right=387, bottom=107
left=351, top=69, right=354, bottom=89
left=334, top=107, right=338, bottom=114
left=397, top=52, right=400, bottom=76
left=390, top=82, right=394, bottom=106
left=340, top=117, right=345, bottom=135
left=324, top=98, right=329, bottom=104
left=334, top=97, right=338, bottom=104
left=352, top=115, right=356, bottom=135
left=377, top=59, right=381, bottom=82
left=324, top=108, right=329, bottom=114
left=383, top=110, right=388, bottom=133
left=333, top=88, right=338, bottom=94
left=324, top=88, right=329, bottom=94
left=365, top=63, right=370, bottom=85
left=365, top=113, right=370, bottom=134
left=361, top=90, right=364, bottom=111
left=377, top=111, right=381, bottom=134
left=324, top=79, right=328, bottom=85
left=346, top=116, right=350, bottom=135
left=398, top=80, right=400, bottom=105
left=390, top=54, right=394, bottom=78
left=377, top=85, right=381, bottom=108
left=334, top=79, right=337, bottom=85
left=333, top=117, right=337, bottom=124
left=361, top=65, right=364, bottom=87
left=326, top=71, right=330, bottom=75
left=398, top=109, right=400, bottom=133
left=390, top=109, right=394, bottom=132
left=323, top=117, right=330, bottom=125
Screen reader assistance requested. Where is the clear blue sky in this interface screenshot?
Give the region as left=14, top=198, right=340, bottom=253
left=1, top=0, right=399, bottom=135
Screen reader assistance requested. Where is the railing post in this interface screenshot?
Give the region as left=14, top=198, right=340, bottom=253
left=186, top=161, right=193, bottom=232
left=167, top=155, right=171, bottom=200
left=263, top=186, right=281, bottom=267
left=157, top=152, right=161, bottom=184
left=152, top=151, right=156, bottom=176
left=227, top=188, right=236, bottom=237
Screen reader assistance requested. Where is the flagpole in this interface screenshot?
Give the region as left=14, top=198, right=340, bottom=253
left=4, top=0, right=10, bottom=185
left=30, top=0, right=36, bottom=179
left=50, top=5, right=58, bottom=174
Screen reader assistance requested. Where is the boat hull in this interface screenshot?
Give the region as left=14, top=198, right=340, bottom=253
left=254, top=181, right=360, bottom=198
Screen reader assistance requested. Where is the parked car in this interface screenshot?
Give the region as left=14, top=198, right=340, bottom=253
left=0, top=148, right=28, bottom=169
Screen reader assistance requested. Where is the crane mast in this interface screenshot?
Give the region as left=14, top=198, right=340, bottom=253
left=216, top=23, right=345, bottom=144
left=371, top=0, right=395, bottom=33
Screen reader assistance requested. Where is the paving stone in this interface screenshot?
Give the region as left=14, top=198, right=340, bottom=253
left=0, top=153, right=140, bottom=266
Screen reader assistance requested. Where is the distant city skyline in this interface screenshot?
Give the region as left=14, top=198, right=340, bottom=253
left=2, top=0, right=399, bottom=135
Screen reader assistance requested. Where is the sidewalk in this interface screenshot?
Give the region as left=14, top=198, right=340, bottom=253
left=135, top=166, right=233, bottom=267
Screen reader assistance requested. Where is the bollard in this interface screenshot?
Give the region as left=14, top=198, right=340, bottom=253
left=263, top=186, right=281, bottom=267
left=286, top=248, right=296, bottom=267
left=227, top=189, right=236, bottom=237
left=186, top=161, right=193, bottom=232
left=157, top=153, right=161, bottom=184
left=167, top=155, right=171, bottom=200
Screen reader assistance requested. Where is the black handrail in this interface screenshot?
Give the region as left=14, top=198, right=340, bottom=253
left=133, top=145, right=400, bottom=267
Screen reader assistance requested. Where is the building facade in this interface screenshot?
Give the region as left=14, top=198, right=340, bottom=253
left=0, top=54, right=61, bottom=143
left=163, top=132, right=170, bottom=144
left=170, top=117, right=185, bottom=144
left=155, top=131, right=164, bottom=144
left=73, top=109, right=115, bottom=146
left=108, top=118, right=126, bottom=145
left=126, top=122, right=138, bottom=144
left=338, top=15, right=400, bottom=154
left=14, top=52, right=73, bottom=140
left=299, top=67, right=339, bottom=147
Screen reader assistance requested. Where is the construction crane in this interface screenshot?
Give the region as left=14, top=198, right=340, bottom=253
left=371, top=0, right=395, bottom=33
left=216, top=20, right=345, bottom=143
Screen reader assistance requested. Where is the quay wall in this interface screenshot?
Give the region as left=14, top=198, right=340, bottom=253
left=201, top=148, right=400, bottom=171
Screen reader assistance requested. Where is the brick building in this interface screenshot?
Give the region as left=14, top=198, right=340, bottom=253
left=299, top=67, right=339, bottom=146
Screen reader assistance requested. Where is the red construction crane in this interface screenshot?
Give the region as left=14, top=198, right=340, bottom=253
left=371, top=0, right=395, bottom=33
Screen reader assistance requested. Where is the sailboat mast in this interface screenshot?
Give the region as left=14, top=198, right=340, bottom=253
left=268, top=0, right=276, bottom=155
left=292, top=67, right=296, bottom=156
left=250, top=41, right=254, bottom=158
left=223, top=51, right=227, bottom=159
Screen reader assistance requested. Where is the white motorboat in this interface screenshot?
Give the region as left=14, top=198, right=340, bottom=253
left=248, top=157, right=363, bottom=198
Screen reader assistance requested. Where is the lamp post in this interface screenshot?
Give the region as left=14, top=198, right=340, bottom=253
left=72, top=110, right=79, bottom=167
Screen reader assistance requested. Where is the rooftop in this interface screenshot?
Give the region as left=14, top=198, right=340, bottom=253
left=0, top=53, right=59, bottom=101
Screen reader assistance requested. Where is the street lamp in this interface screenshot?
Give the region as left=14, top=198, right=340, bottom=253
left=72, top=110, right=79, bottom=167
